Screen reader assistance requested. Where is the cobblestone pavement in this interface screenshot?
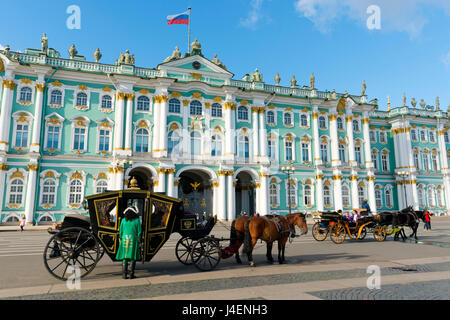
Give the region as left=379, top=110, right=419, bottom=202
left=308, top=279, right=450, bottom=300
left=5, top=261, right=450, bottom=300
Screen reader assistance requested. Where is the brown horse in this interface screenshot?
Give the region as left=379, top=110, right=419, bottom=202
left=225, top=213, right=307, bottom=266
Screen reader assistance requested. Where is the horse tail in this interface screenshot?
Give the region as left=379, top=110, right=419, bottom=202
left=229, top=219, right=238, bottom=247
left=243, top=219, right=252, bottom=254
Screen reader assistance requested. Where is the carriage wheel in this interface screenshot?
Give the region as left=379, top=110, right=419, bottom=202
left=190, top=237, right=221, bottom=271
left=330, top=223, right=346, bottom=244
left=43, top=227, right=101, bottom=281
left=373, top=226, right=387, bottom=242
left=358, top=227, right=367, bottom=240
left=312, top=222, right=329, bottom=241
left=176, top=237, right=195, bottom=265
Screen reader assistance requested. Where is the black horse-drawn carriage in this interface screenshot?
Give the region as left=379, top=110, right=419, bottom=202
left=43, top=184, right=220, bottom=281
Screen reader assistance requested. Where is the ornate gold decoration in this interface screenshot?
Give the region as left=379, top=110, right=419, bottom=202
left=117, top=92, right=127, bottom=100
left=52, top=80, right=62, bottom=87
left=78, top=84, right=88, bottom=90
left=346, top=116, right=353, bottom=122
left=315, top=174, right=324, bottom=180
left=138, top=88, right=150, bottom=94
left=27, top=164, right=39, bottom=171
left=312, top=113, right=319, bottom=119
left=35, top=83, right=45, bottom=92
left=11, top=170, right=24, bottom=179
left=366, top=176, right=376, bottom=181
left=224, top=102, right=236, bottom=110
left=362, top=118, right=370, bottom=124
left=71, top=172, right=83, bottom=180
left=2, top=80, right=16, bottom=90
left=0, top=164, right=8, bottom=171
left=268, top=104, right=275, bottom=109
left=332, top=175, right=343, bottom=180
left=213, top=96, right=223, bottom=102
left=171, top=91, right=182, bottom=98
left=190, top=73, right=203, bottom=81
left=192, top=91, right=203, bottom=99
left=21, top=78, right=32, bottom=84
left=205, top=102, right=211, bottom=109
left=349, top=175, right=358, bottom=181
left=182, top=99, right=190, bottom=107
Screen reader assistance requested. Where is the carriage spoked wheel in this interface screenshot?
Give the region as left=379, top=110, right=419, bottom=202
left=330, top=223, right=346, bottom=244
left=43, top=227, right=102, bottom=281
left=373, top=226, right=387, bottom=242
left=358, top=227, right=367, bottom=240
left=312, top=222, right=329, bottom=241
left=175, top=237, right=195, bottom=265
left=190, top=237, right=221, bottom=271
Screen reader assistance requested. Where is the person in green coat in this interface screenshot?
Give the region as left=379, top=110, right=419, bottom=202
left=116, top=206, right=142, bottom=279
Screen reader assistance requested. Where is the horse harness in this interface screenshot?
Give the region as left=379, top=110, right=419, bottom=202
left=263, top=215, right=293, bottom=242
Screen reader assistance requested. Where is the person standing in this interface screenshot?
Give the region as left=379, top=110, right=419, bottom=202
left=116, top=206, right=142, bottom=279
left=424, top=210, right=433, bottom=230
left=19, top=215, right=26, bottom=232
left=362, top=199, right=371, bottom=214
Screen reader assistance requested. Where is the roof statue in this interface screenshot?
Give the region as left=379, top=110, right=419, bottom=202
left=402, top=93, right=407, bottom=106
left=94, top=48, right=102, bottom=63
left=41, top=33, right=48, bottom=53
left=116, top=50, right=135, bottom=66
left=387, top=96, right=391, bottom=111
left=411, top=97, right=417, bottom=108
left=436, top=97, right=440, bottom=110
left=290, top=75, right=298, bottom=88
left=274, top=73, right=281, bottom=85
left=331, top=89, right=337, bottom=100
left=361, top=80, right=366, bottom=96
left=420, top=99, right=426, bottom=109
left=310, top=72, right=315, bottom=89
left=242, top=74, right=251, bottom=82
left=163, top=46, right=182, bottom=63
left=68, top=44, right=78, bottom=59
left=250, top=68, right=263, bottom=82
left=211, top=54, right=227, bottom=70
left=190, top=39, right=202, bottom=56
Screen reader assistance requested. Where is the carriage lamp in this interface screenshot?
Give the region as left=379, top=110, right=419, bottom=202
left=397, top=171, right=409, bottom=207
left=282, top=166, right=296, bottom=215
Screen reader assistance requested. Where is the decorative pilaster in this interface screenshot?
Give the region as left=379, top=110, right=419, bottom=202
left=0, top=163, right=8, bottom=218
left=30, top=83, right=45, bottom=152
left=332, top=171, right=343, bottom=210
left=350, top=173, right=359, bottom=208
left=315, top=172, right=324, bottom=211
left=24, top=163, right=39, bottom=225
left=346, top=113, right=356, bottom=166
left=158, top=95, right=169, bottom=158
left=166, top=168, right=176, bottom=197
left=123, top=93, right=134, bottom=156
left=312, top=109, right=321, bottom=165
left=251, top=107, right=259, bottom=159
left=329, top=112, right=340, bottom=167
left=113, top=92, right=126, bottom=156
left=224, top=101, right=236, bottom=160
left=217, top=171, right=227, bottom=220
left=258, top=107, right=268, bottom=163
left=362, top=114, right=373, bottom=169
left=366, top=175, right=377, bottom=214
left=0, top=79, right=16, bottom=151
left=258, top=171, right=270, bottom=215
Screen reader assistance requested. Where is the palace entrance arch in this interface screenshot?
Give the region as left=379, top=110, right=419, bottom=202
left=178, top=169, right=215, bottom=216
left=235, top=171, right=257, bottom=217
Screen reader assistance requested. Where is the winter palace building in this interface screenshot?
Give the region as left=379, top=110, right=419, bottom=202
left=0, top=35, right=449, bottom=225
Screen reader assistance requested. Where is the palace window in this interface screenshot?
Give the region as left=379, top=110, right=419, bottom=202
left=68, top=179, right=83, bottom=206
left=337, top=117, right=344, bottom=130
left=135, top=128, right=149, bottom=153
left=9, top=179, right=24, bottom=206
left=422, top=151, right=430, bottom=171
left=190, top=100, right=203, bottom=116
left=339, top=144, right=347, bottom=163
left=431, top=152, right=439, bottom=172
left=411, top=129, right=417, bottom=141
left=429, top=131, right=435, bottom=143
left=284, top=112, right=293, bottom=126
left=323, top=186, right=332, bottom=207
left=76, top=92, right=88, bottom=107
left=444, top=131, right=449, bottom=144
left=286, top=181, right=297, bottom=207
left=237, top=106, right=248, bottom=121
left=168, top=130, right=181, bottom=156
left=267, top=111, right=275, bottom=124
left=420, top=130, right=427, bottom=142
left=211, top=103, right=222, bottom=117
left=304, top=184, right=312, bottom=206
left=268, top=137, right=276, bottom=160
left=358, top=185, right=366, bottom=206
left=101, top=95, right=113, bottom=111
left=414, top=149, right=420, bottom=170
left=302, top=142, right=310, bottom=163
left=385, top=186, right=393, bottom=208
left=238, top=135, right=249, bottom=160
left=427, top=187, right=436, bottom=207
left=381, top=153, right=389, bottom=172
left=50, top=89, right=63, bottom=105
left=14, top=123, right=29, bottom=148
left=342, top=185, right=350, bottom=207
left=319, top=116, right=327, bottom=129
left=19, top=87, right=33, bottom=103
left=137, top=96, right=150, bottom=112
left=352, top=119, right=360, bottom=132
left=418, top=185, right=426, bottom=208
left=379, top=131, right=387, bottom=143
left=269, top=183, right=279, bottom=207
left=320, top=142, right=328, bottom=163
left=285, top=139, right=293, bottom=162
left=375, top=188, right=382, bottom=209
left=355, top=145, right=362, bottom=165
left=369, top=131, right=376, bottom=143
left=211, top=134, right=222, bottom=157
left=371, top=151, right=378, bottom=170
left=41, top=179, right=57, bottom=206
left=95, top=180, right=108, bottom=194
left=73, top=127, right=87, bottom=151
left=190, top=131, right=202, bottom=155
left=98, top=129, right=111, bottom=153
left=46, top=125, right=60, bottom=150
left=169, top=98, right=181, bottom=113
left=437, top=187, right=444, bottom=207
left=300, top=114, right=308, bottom=127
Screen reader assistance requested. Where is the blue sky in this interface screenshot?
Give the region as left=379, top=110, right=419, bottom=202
left=1, top=0, right=449, bottom=111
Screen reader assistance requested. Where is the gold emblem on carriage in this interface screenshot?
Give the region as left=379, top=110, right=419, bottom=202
left=181, top=218, right=195, bottom=230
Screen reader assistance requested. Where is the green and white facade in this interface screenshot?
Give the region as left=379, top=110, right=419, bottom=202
left=0, top=37, right=449, bottom=225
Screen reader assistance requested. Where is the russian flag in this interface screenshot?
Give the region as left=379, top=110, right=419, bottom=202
left=167, top=11, right=190, bottom=25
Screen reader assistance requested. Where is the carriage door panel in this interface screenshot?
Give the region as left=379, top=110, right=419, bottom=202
left=143, top=197, right=174, bottom=261
left=93, top=197, right=120, bottom=257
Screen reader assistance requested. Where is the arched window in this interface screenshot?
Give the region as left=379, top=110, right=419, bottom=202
left=337, top=117, right=344, bottom=130
left=427, top=187, right=436, bottom=207
left=268, top=136, right=276, bottom=160
left=418, top=186, right=426, bottom=208
left=342, top=185, right=350, bottom=207
left=101, top=95, right=112, bottom=110
left=76, top=92, right=88, bottom=107
left=301, top=141, right=310, bottom=163
left=267, top=111, right=275, bottom=124
left=355, top=144, right=362, bottom=165
left=15, top=123, right=29, bottom=148
left=169, top=98, right=181, bottom=113
left=287, top=180, right=297, bottom=207
left=379, top=131, right=387, bottom=143
left=320, top=141, right=328, bottom=163
left=352, top=119, right=360, bottom=131
left=381, top=152, right=389, bottom=171
left=284, top=113, right=292, bottom=126
left=135, top=128, right=149, bottom=152
left=304, top=185, right=312, bottom=206
left=98, top=128, right=111, bottom=152
left=237, top=106, right=248, bottom=121
left=339, top=144, right=346, bottom=163
left=41, top=179, right=57, bottom=205
left=211, top=134, right=222, bottom=157
left=20, top=87, right=33, bottom=102
left=369, top=131, right=376, bottom=143
left=96, top=180, right=108, bottom=194
left=371, top=150, right=378, bottom=170
left=137, top=96, right=150, bottom=111
left=323, top=186, right=332, bottom=206
left=285, top=139, right=293, bottom=161
left=9, top=179, right=24, bottom=205
left=168, top=130, right=180, bottom=155
left=375, top=188, right=382, bottom=209
left=358, top=185, right=366, bottom=206
left=437, top=187, right=444, bottom=207
left=422, top=151, right=430, bottom=171
left=68, top=179, right=83, bottom=205
left=300, top=114, right=308, bottom=127
left=190, top=100, right=202, bottom=116
left=190, top=131, right=201, bottom=155
left=385, top=187, right=393, bottom=208
left=319, top=116, right=326, bottom=129
left=269, top=183, right=278, bottom=207
left=211, top=103, right=222, bottom=117
left=50, top=89, right=62, bottom=105
left=431, top=152, right=439, bottom=172
left=238, top=135, right=249, bottom=160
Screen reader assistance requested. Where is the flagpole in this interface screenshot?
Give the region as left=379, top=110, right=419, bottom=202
left=187, top=7, right=191, bottom=54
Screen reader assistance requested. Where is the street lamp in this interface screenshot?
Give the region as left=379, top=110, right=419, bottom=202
left=397, top=170, right=409, bottom=208
left=282, top=166, right=296, bottom=215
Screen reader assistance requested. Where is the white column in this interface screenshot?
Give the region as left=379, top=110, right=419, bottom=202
left=152, top=98, right=161, bottom=155
left=330, top=113, right=340, bottom=167
left=123, top=94, right=134, bottom=156
left=259, top=173, right=269, bottom=215
left=362, top=114, right=373, bottom=169
left=156, top=168, right=166, bottom=194
left=166, top=169, right=175, bottom=197
left=258, top=109, right=268, bottom=161
left=227, top=173, right=236, bottom=220
left=411, top=174, right=419, bottom=210
left=333, top=172, right=343, bottom=211
left=443, top=176, right=450, bottom=215
left=113, top=93, right=126, bottom=155
left=346, top=113, right=356, bottom=166
left=115, top=166, right=124, bottom=191
left=0, top=164, right=6, bottom=218
left=0, top=80, right=15, bottom=151
left=316, top=173, right=324, bottom=211
left=107, top=166, right=115, bottom=190
left=217, top=173, right=227, bottom=220
left=312, top=110, right=321, bottom=165
left=350, top=172, right=359, bottom=209
left=30, top=83, right=45, bottom=153
left=24, top=164, right=38, bottom=225
left=224, top=102, right=236, bottom=160
left=159, top=95, right=169, bottom=157
left=367, top=175, right=377, bottom=214
left=251, top=107, right=259, bottom=159
left=173, top=178, right=179, bottom=199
